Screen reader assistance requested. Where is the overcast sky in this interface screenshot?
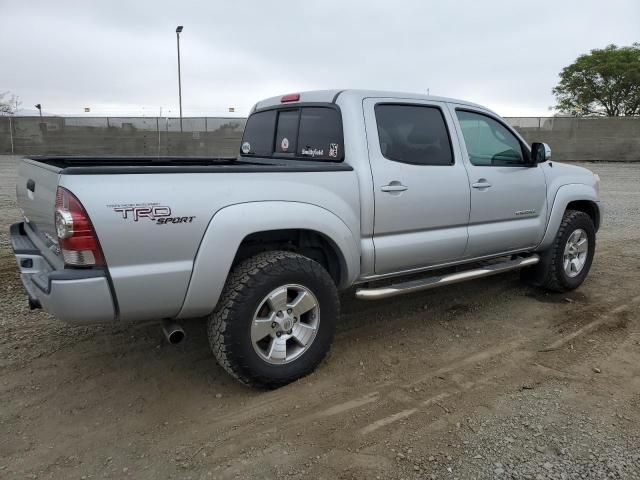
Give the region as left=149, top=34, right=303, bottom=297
left=2, top=0, right=639, bottom=117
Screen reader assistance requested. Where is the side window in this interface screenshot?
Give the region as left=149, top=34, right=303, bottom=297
left=374, top=104, right=453, bottom=166
left=455, top=110, right=525, bottom=166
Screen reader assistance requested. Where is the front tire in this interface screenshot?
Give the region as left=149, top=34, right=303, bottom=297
left=208, top=251, right=339, bottom=388
left=536, top=210, right=596, bottom=292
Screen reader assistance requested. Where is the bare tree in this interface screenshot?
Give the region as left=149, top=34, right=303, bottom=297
left=0, top=91, right=21, bottom=115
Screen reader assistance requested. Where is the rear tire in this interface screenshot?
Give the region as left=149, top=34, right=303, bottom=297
left=208, top=250, right=339, bottom=388
left=532, top=210, right=596, bottom=292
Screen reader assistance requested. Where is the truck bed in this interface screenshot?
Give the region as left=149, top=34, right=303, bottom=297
left=15, top=153, right=360, bottom=322
left=25, top=155, right=353, bottom=175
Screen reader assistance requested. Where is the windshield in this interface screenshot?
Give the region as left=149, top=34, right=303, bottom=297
left=240, top=105, right=344, bottom=161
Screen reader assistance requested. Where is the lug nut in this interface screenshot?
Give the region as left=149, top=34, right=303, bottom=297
left=287, top=308, right=292, bottom=314
left=271, top=322, right=277, bottom=328
left=293, top=317, right=298, bottom=323
left=287, top=329, right=292, bottom=335
left=276, top=311, right=283, bottom=317
left=276, top=332, right=282, bottom=337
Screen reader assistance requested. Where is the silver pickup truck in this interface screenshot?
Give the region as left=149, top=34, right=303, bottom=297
left=11, top=89, right=601, bottom=387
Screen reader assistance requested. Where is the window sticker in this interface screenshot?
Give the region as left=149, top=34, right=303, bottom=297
left=241, top=142, right=251, bottom=154
left=281, top=137, right=289, bottom=151
left=329, top=143, right=339, bottom=158
left=301, top=147, right=324, bottom=157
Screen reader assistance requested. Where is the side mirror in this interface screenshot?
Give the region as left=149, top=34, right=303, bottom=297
left=531, top=142, right=551, bottom=164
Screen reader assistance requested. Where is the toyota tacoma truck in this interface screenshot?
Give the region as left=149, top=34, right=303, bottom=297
left=11, top=90, right=601, bottom=388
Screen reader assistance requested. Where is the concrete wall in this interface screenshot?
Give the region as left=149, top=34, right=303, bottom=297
left=507, top=117, right=640, bottom=162
left=0, top=116, right=246, bottom=157
left=1, top=115, right=639, bottom=161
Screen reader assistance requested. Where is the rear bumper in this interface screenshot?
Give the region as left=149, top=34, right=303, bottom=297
left=10, top=222, right=116, bottom=324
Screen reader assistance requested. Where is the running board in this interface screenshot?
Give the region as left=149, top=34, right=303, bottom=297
left=355, top=255, right=540, bottom=300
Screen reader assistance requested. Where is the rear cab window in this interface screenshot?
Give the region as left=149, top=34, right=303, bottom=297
left=241, top=105, right=344, bottom=161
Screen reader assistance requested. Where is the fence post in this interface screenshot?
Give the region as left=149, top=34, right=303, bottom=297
left=9, top=116, right=15, bottom=154
left=156, top=117, right=161, bottom=159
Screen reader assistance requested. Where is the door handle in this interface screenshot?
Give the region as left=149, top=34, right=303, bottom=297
left=471, top=181, right=492, bottom=189
left=381, top=182, right=408, bottom=193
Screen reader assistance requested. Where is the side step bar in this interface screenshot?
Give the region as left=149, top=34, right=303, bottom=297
left=355, top=255, right=539, bottom=300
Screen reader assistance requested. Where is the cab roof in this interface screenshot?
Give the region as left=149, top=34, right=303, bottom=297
left=252, top=89, right=493, bottom=114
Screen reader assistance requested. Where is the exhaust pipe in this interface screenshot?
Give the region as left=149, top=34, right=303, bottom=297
left=28, top=296, right=42, bottom=310
left=162, top=319, right=185, bottom=345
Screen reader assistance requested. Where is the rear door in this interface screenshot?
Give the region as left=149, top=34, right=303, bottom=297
left=364, top=98, right=471, bottom=275
left=450, top=107, right=547, bottom=257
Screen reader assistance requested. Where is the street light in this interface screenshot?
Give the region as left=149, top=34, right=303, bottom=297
left=175, top=25, right=184, bottom=133
left=35, top=103, right=43, bottom=120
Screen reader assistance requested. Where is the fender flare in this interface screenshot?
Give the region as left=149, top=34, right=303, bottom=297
left=177, top=201, right=360, bottom=319
left=537, top=183, right=601, bottom=251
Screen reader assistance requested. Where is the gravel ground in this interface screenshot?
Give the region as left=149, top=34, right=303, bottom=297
left=0, top=156, right=639, bottom=480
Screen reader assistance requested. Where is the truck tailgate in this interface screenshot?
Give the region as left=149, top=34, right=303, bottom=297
left=16, top=159, right=61, bottom=255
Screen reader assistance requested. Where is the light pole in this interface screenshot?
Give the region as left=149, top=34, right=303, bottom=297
left=175, top=25, right=184, bottom=133
left=35, top=104, right=45, bottom=133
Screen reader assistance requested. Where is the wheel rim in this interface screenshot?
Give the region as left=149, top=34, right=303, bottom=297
left=251, top=284, right=320, bottom=365
left=563, top=228, right=589, bottom=278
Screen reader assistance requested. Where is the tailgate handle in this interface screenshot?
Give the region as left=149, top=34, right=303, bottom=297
left=26, top=179, right=36, bottom=193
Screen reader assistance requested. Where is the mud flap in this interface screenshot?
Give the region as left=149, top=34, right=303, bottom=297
left=520, top=249, right=554, bottom=287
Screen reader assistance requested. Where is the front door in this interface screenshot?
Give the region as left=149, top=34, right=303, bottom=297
left=364, top=98, right=471, bottom=275
left=451, top=107, right=548, bottom=258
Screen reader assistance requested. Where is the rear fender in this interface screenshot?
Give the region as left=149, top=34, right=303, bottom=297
left=177, top=201, right=359, bottom=319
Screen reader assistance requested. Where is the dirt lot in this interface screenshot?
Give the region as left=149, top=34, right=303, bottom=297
left=1, top=156, right=639, bottom=480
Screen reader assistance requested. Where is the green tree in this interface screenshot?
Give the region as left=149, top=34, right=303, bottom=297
left=553, top=43, right=640, bottom=116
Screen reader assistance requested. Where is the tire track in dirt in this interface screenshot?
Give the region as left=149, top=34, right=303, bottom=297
left=354, top=293, right=639, bottom=439
left=541, top=294, right=640, bottom=351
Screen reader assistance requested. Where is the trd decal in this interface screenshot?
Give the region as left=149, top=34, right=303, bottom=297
left=108, top=203, right=196, bottom=225
left=156, top=216, right=196, bottom=225
left=113, top=205, right=171, bottom=221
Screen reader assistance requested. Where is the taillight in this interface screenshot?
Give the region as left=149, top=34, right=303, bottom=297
left=54, top=187, right=105, bottom=267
